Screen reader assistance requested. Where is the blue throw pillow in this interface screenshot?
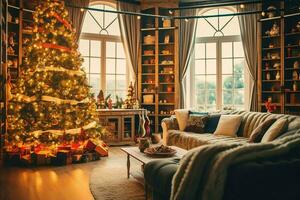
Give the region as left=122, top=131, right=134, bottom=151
left=189, top=111, right=209, bottom=115
left=205, top=114, right=221, bottom=133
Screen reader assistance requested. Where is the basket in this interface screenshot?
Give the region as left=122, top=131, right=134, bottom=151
left=143, top=95, right=154, bottom=104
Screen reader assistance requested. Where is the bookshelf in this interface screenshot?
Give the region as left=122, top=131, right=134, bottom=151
left=1, top=0, right=8, bottom=160
left=259, top=0, right=300, bottom=115
left=139, top=1, right=179, bottom=134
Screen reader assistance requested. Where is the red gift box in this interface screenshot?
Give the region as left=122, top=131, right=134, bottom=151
left=95, top=142, right=108, bottom=157
left=84, top=140, right=97, bottom=151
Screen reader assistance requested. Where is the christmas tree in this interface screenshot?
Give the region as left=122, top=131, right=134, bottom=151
left=122, top=82, right=138, bottom=109
left=7, top=0, right=103, bottom=149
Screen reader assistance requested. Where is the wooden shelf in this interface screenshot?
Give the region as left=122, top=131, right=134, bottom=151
left=159, top=42, right=174, bottom=45
left=285, top=91, right=300, bottom=93
left=262, top=47, right=281, bottom=51
left=285, top=45, right=300, bottom=48
left=262, top=35, right=280, bottom=39
left=262, top=91, right=281, bottom=93
left=262, top=80, right=281, bottom=82
left=285, top=32, right=300, bottom=36
left=262, top=58, right=281, bottom=61
left=285, top=68, right=300, bottom=70
left=142, top=43, right=155, bottom=46
left=159, top=103, right=175, bottom=106
left=159, top=54, right=174, bottom=56
left=285, top=56, right=300, bottom=60
left=141, top=28, right=156, bottom=31
left=142, top=54, right=155, bottom=57
left=285, top=104, right=300, bottom=107
left=158, top=27, right=176, bottom=30
left=262, top=68, right=280, bottom=72
left=285, top=80, right=300, bottom=82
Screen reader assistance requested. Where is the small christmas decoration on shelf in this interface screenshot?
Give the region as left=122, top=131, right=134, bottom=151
left=265, top=23, right=279, bottom=37
left=122, top=82, right=139, bottom=109
left=265, top=97, right=277, bottom=113
left=97, top=90, right=105, bottom=109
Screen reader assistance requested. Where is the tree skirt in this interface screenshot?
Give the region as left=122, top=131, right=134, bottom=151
left=89, top=152, right=144, bottom=200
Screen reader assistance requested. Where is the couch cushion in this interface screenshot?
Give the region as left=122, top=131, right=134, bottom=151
left=262, top=118, right=288, bottom=143
left=167, top=131, right=248, bottom=150
left=214, top=115, right=242, bottom=137
left=249, top=118, right=276, bottom=143
left=205, top=114, right=221, bottom=133
left=175, top=109, right=189, bottom=131
left=144, top=159, right=180, bottom=199
left=184, top=114, right=208, bottom=133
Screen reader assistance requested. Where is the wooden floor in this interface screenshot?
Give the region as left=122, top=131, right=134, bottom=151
left=0, top=147, right=129, bottom=200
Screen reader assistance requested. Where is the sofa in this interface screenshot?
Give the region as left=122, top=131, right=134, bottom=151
left=144, top=111, right=300, bottom=200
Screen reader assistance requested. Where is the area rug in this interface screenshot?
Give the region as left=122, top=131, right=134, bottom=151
left=89, top=148, right=145, bottom=200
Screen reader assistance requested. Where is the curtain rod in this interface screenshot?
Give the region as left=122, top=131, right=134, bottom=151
left=7, top=3, right=300, bottom=21
left=174, top=0, right=263, bottom=11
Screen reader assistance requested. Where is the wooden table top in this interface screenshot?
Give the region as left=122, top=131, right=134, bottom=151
left=121, top=146, right=187, bottom=164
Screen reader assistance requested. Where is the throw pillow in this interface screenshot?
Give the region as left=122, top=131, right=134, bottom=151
left=184, top=114, right=209, bottom=133
left=213, top=115, right=242, bottom=137
left=249, top=118, right=276, bottom=143
left=175, top=109, right=189, bottom=131
left=261, top=118, right=288, bottom=143
left=205, top=114, right=221, bottom=133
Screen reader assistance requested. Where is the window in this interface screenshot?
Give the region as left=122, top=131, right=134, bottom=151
left=79, top=3, right=128, bottom=100
left=191, top=8, right=247, bottom=111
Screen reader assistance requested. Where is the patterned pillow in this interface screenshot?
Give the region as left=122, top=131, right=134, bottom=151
left=184, top=114, right=208, bottom=133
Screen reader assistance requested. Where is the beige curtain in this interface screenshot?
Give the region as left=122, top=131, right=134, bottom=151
left=65, top=0, right=90, bottom=43
left=117, top=1, right=140, bottom=85
left=179, top=9, right=198, bottom=108
left=237, top=4, right=259, bottom=111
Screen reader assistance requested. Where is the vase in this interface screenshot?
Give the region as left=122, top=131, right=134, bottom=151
left=138, top=138, right=150, bottom=153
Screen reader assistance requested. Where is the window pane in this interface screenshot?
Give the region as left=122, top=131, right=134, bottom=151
left=106, top=42, right=116, bottom=58
left=106, top=75, right=116, bottom=91
left=234, top=74, right=244, bottom=89
left=196, top=90, right=205, bottom=105
left=195, top=75, right=205, bottom=89
left=82, top=57, right=89, bottom=73
left=90, top=58, right=101, bottom=73
left=206, top=43, right=216, bottom=58
left=234, top=42, right=244, bottom=58
left=195, top=60, right=205, bottom=74
left=222, top=42, right=232, bottom=58
left=116, top=59, right=126, bottom=74
left=207, top=90, right=216, bottom=105
left=82, top=12, right=99, bottom=34
left=223, top=75, right=233, bottom=89
left=222, top=59, right=233, bottom=74
left=222, top=16, right=241, bottom=36
left=79, top=39, right=89, bottom=56
left=206, top=105, right=216, bottom=112
left=117, top=43, right=126, bottom=58
left=91, top=41, right=101, bottom=57
left=196, top=18, right=216, bottom=37
left=207, top=75, right=216, bottom=89
left=89, top=74, right=100, bottom=96
left=106, top=59, right=116, bottom=74
left=116, top=75, right=126, bottom=90
left=207, top=60, right=216, bottom=74
left=223, top=90, right=233, bottom=105
left=234, top=59, right=244, bottom=74
left=234, top=90, right=244, bottom=105
left=195, top=43, right=205, bottom=59
left=116, top=91, right=126, bottom=99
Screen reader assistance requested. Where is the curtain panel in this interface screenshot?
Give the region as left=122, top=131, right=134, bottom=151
left=179, top=9, right=198, bottom=108
left=65, top=0, right=90, bottom=43
left=117, top=2, right=140, bottom=87
left=237, top=4, right=259, bottom=111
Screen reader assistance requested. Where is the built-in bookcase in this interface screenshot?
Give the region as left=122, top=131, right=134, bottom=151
left=1, top=0, right=8, bottom=160
left=259, top=0, right=300, bottom=115
left=139, top=1, right=179, bottom=134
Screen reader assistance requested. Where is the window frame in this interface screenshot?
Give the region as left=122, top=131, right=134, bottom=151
left=79, top=2, right=129, bottom=99
left=190, top=7, right=248, bottom=111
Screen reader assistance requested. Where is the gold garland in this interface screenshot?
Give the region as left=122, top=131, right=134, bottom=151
left=12, top=94, right=90, bottom=105
left=30, top=121, right=97, bottom=137
left=35, top=66, right=85, bottom=76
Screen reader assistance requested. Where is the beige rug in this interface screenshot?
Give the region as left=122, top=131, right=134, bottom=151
left=89, top=148, right=145, bottom=200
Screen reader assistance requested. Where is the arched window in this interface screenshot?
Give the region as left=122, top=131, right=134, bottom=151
left=79, top=2, right=128, bottom=100
left=191, top=7, right=248, bottom=111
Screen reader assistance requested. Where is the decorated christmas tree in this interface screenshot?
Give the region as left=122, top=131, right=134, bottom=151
left=122, top=82, right=138, bottom=109
left=6, top=0, right=104, bottom=151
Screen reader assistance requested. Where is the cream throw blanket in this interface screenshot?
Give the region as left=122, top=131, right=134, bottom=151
left=171, top=130, right=300, bottom=200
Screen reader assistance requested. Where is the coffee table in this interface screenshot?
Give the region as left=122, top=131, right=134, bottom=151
left=121, top=146, right=187, bottom=179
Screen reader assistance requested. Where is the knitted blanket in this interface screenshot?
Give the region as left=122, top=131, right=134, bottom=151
left=171, top=130, right=300, bottom=200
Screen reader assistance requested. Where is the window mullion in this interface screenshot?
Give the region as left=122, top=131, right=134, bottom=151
left=101, top=39, right=106, bottom=93
left=216, top=40, right=222, bottom=110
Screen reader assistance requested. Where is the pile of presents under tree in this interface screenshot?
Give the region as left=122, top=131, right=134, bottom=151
left=3, top=139, right=108, bottom=166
